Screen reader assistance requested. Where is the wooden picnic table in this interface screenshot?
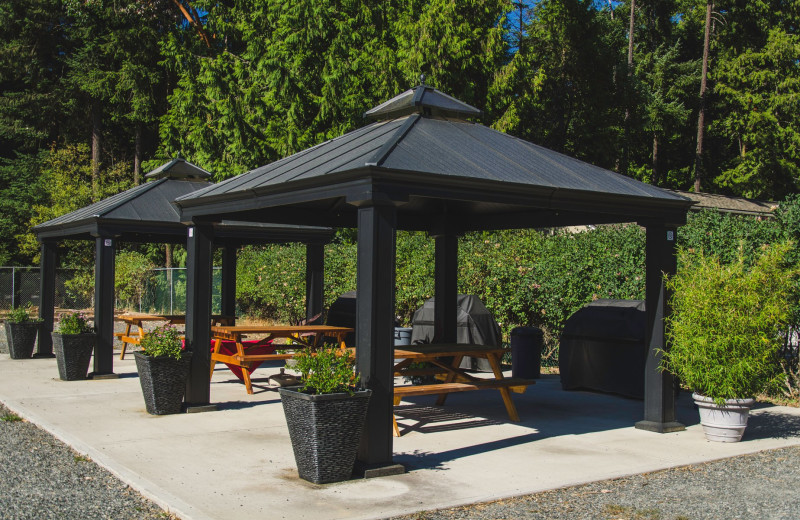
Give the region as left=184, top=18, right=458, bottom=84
left=392, top=343, right=535, bottom=436
left=209, top=325, right=354, bottom=394
left=115, top=313, right=235, bottom=360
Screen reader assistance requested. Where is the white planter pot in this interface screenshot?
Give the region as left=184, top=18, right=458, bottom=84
left=692, top=393, right=755, bottom=442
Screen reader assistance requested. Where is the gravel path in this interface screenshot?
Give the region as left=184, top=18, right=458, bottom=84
left=2, top=399, right=800, bottom=520
left=0, top=402, right=172, bottom=520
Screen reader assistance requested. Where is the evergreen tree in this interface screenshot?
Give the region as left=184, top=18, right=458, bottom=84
left=490, top=0, right=624, bottom=169
left=714, top=29, right=800, bottom=198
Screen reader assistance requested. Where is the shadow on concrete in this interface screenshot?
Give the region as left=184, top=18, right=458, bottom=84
left=394, top=378, right=704, bottom=445
left=394, top=404, right=502, bottom=436
left=745, top=409, right=800, bottom=440
left=215, top=397, right=281, bottom=410
left=396, top=433, right=543, bottom=471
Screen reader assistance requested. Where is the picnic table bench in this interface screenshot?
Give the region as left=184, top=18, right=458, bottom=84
left=392, top=344, right=535, bottom=436
left=115, top=313, right=234, bottom=359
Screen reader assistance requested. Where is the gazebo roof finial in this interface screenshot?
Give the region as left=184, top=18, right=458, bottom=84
left=364, top=82, right=481, bottom=121
left=144, top=157, right=212, bottom=181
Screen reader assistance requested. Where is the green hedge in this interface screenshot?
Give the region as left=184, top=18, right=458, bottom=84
left=227, top=197, right=800, bottom=362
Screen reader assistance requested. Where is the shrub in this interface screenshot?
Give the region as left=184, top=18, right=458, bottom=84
left=55, top=312, right=93, bottom=334
left=139, top=324, right=184, bottom=360
left=664, top=242, right=796, bottom=404
left=290, top=346, right=359, bottom=395
left=115, top=250, right=156, bottom=310
left=6, top=303, right=41, bottom=323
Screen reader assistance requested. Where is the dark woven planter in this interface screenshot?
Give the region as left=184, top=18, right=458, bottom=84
left=134, top=351, right=192, bottom=415
left=4, top=321, right=40, bottom=359
left=279, top=387, right=372, bottom=484
left=53, top=332, right=95, bottom=381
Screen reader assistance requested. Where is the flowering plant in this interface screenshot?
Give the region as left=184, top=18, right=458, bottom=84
left=56, top=312, right=94, bottom=334
left=139, top=324, right=184, bottom=360
left=290, top=346, right=360, bottom=395
left=6, top=303, right=42, bottom=324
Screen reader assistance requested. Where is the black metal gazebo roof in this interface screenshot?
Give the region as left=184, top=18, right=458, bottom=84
left=177, top=83, right=691, bottom=229
left=33, top=158, right=333, bottom=378
left=175, top=84, right=693, bottom=474
left=34, top=158, right=332, bottom=245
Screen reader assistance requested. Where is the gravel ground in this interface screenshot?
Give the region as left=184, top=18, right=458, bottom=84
left=0, top=402, right=173, bottom=520
left=387, top=446, right=800, bottom=520
left=2, top=397, right=799, bottom=520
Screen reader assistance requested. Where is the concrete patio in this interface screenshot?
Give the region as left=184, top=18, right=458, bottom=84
left=2, top=353, right=800, bottom=520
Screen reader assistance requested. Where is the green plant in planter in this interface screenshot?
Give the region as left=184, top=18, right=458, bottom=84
left=52, top=311, right=95, bottom=381
left=7, top=303, right=41, bottom=323
left=664, top=242, right=796, bottom=405
left=280, top=347, right=371, bottom=484
left=56, top=312, right=94, bottom=334
left=139, top=324, right=184, bottom=359
left=134, top=324, right=190, bottom=415
left=4, top=302, right=42, bottom=359
left=290, top=346, right=360, bottom=394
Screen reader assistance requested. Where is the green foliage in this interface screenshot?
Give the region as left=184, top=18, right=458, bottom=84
left=64, top=270, right=94, bottom=308
left=0, top=152, right=48, bottom=264
left=236, top=244, right=307, bottom=323
left=17, top=144, right=132, bottom=264
left=664, top=242, right=796, bottom=404
left=115, top=250, right=156, bottom=310
left=1, top=412, right=22, bottom=423
left=713, top=29, right=800, bottom=199
left=290, top=346, right=359, bottom=395
left=6, top=302, right=40, bottom=323
left=139, top=324, right=184, bottom=360
left=459, top=225, right=646, bottom=355
left=677, top=209, right=780, bottom=265
left=490, top=0, right=623, bottom=169
left=56, top=311, right=94, bottom=335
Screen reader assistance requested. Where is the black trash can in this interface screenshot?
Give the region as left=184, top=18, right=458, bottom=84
left=511, top=326, right=543, bottom=379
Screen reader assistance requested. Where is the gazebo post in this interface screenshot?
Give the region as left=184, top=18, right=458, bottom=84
left=635, top=223, right=685, bottom=433
left=220, top=244, right=237, bottom=319
left=92, top=236, right=117, bottom=377
left=36, top=239, right=58, bottom=357
left=354, top=202, right=404, bottom=477
left=185, top=224, right=216, bottom=410
left=305, top=242, right=324, bottom=322
left=433, top=233, right=458, bottom=343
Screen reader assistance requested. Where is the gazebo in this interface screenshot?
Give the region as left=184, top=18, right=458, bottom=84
left=175, top=84, right=693, bottom=474
left=33, top=158, right=333, bottom=397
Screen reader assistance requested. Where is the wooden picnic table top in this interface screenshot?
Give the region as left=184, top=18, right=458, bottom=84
left=393, top=343, right=508, bottom=360
left=117, top=313, right=235, bottom=325
left=210, top=324, right=353, bottom=335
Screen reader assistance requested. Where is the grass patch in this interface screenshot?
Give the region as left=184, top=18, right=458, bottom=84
left=1, top=412, right=23, bottom=422
left=74, top=454, right=91, bottom=463
left=603, top=503, right=662, bottom=519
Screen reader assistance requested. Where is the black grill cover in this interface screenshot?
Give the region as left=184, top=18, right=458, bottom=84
left=325, top=291, right=400, bottom=347
left=410, top=294, right=502, bottom=371
left=325, top=291, right=357, bottom=347
left=559, top=299, right=646, bottom=399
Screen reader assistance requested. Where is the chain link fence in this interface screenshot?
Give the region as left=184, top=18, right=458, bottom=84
left=0, top=267, right=222, bottom=315
left=138, top=268, right=222, bottom=315
left=0, top=267, right=92, bottom=312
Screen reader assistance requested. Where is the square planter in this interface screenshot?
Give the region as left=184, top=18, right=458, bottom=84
left=53, top=332, right=95, bottom=381
left=3, top=321, right=41, bottom=359
left=279, top=386, right=371, bottom=484
left=134, top=351, right=192, bottom=415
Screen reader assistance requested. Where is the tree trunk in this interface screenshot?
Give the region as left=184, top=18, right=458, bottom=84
left=91, top=104, right=102, bottom=202
left=165, top=243, right=174, bottom=313
left=621, top=0, right=635, bottom=175
left=694, top=0, right=713, bottom=193
left=134, top=125, right=142, bottom=185
left=652, top=132, right=660, bottom=186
